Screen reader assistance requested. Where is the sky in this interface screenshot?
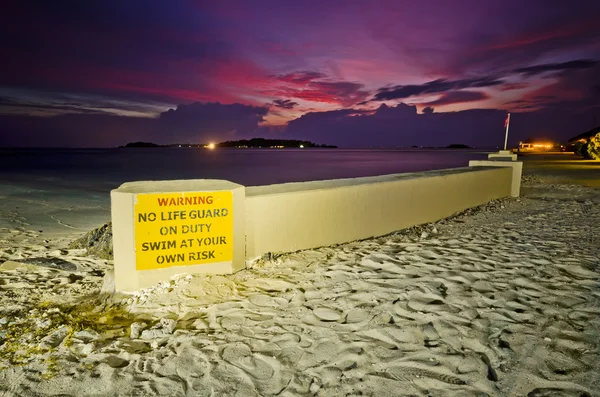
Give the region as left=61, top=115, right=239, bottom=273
left=1, top=0, right=599, bottom=148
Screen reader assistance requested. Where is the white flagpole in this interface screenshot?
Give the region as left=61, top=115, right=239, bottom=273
left=503, top=113, right=511, bottom=150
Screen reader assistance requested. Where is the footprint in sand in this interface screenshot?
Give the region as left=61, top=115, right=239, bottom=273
left=421, top=322, right=440, bottom=347
left=542, top=351, right=586, bottom=378
left=221, top=342, right=275, bottom=381
left=345, top=308, right=370, bottom=323
left=248, top=294, right=287, bottom=308
left=270, top=332, right=301, bottom=348
left=313, top=306, right=343, bottom=322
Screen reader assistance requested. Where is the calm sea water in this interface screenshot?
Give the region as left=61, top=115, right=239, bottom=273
left=0, top=148, right=489, bottom=193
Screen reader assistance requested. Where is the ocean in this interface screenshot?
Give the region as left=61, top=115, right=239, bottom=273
left=0, top=148, right=489, bottom=193
left=0, top=147, right=492, bottom=236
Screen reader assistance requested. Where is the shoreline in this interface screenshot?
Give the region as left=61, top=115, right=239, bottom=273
left=0, top=153, right=596, bottom=243
left=1, top=155, right=599, bottom=396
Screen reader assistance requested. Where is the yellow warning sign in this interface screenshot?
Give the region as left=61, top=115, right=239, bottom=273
left=134, top=191, right=233, bottom=270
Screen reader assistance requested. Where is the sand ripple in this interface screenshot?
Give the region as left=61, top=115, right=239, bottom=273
left=1, top=183, right=599, bottom=396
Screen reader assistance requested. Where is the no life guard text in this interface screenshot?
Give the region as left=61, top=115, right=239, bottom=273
left=134, top=191, right=233, bottom=270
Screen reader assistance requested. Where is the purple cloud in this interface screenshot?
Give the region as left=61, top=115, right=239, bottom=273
left=272, top=99, right=299, bottom=109
left=0, top=102, right=268, bottom=147
left=513, top=59, right=598, bottom=76
left=422, top=91, right=490, bottom=107
left=373, top=77, right=503, bottom=102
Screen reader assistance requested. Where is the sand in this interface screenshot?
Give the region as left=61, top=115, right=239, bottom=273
left=0, top=155, right=598, bottom=396
left=518, top=152, right=600, bottom=188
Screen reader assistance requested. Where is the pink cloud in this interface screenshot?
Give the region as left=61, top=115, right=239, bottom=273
left=261, top=71, right=370, bottom=107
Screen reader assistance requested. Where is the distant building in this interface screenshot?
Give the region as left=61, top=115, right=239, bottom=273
left=568, top=125, right=600, bottom=143
left=517, top=138, right=555, bottom=152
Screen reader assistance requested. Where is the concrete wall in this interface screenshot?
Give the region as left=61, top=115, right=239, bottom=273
left=245, top=166, right=513, bottom=260
left=111, top=164, right=520, bottom=292
left=469, top=160, right=523, bottom=197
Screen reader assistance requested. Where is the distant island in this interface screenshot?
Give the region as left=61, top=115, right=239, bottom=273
left=120, top=141, right=163, bottom=148
left=409, top=144, right=473, bottom=149
left=218, top=138, right=336, bottom=148
left=119, top=138, right=336, bottom=149
left=446, top=144, right=472, bottom=149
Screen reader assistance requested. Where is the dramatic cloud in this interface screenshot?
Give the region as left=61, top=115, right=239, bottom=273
left=438, top=8, right=600, bottom=77
left=513, top=59, right=598, bottom=76
left=286, top=102, right=599, bottom=148
left=0, top=97, right=107, bottom=117
left=265, top=71, right=370, bottom=106
left=499, top=83, right=529, bottom=91
left=276, top=72, right=328, bottom=85
left=1, top=0, right=599, bottom=146
left=421, top=91, right=489, bottom=107
left=272, top=99, right=298, bottom=109
left=373, top=77, right=503, bottom=102
left=0, top=90, right=170, bottom=118
left=0, top=102, right=268, bottom=147
left=0, top=113, right=154, bottom=148
left=158, top=102, right=268, bottom=142
left=508, top=63, right=600, bottom=111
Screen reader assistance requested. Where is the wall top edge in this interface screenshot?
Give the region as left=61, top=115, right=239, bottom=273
left=470, top=160, right=523, bottom=165
left=246, top=166, right=504, bottom=197
left=113, top=179, right=243, bottom=194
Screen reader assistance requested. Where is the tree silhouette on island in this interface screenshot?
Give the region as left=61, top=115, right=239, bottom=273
left=120, top=138, right=337, bottom=149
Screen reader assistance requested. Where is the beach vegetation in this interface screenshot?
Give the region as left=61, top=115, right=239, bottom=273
left=585, top=133, right=600, bottom=160
left=574, top=141, right=587, bottom=157
left=0, top=297, right=139, bottom=378
left=573, top=133, right=600, bottom=160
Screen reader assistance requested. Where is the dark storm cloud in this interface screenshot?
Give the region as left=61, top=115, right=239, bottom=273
left=285, top=102, right=598, bottom=148
left=272, top=99, right=298, bottom=109
left=276, top=71, right=328, bottom=85
left=513, top=59, right=598, bottom=76
left=158, top=102, right=268, bottom=142
left=499, top=83, right=529, bottom=91
left=422, top=91, right=490, bottom=107
left=0, top=102, right=268, bottom=147
left=511, top=63, right=600, bottom=111
left=372, top=57, right=598, bottom=106
left=285, top=104, right=501, bottom=148
left=0, top=113, right=154, bottom=148
left=373, top=77, right=504, bottom=101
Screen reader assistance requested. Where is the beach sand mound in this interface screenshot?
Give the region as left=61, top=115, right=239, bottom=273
left=68, top=222, right=113, bottom=259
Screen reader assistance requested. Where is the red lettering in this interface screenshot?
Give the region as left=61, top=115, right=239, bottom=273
left=157, top=196, right=215, bottom=206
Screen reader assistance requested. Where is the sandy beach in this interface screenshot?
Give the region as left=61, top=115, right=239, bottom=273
left=1, top=155, right=598, bottom=396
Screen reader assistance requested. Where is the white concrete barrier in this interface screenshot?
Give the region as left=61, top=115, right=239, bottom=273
left=469, top=160, right=523, bottom=197
left=487, top=150, right=517, bottom=161
left=111, top=164, right=520, bottom=292
left=245, top=166, right=513, bottom=261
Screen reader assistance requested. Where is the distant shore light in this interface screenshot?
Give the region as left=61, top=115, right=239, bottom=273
left=300, top=144, right=304, bottom=148
left=207, top=143, right=216, bottom=150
